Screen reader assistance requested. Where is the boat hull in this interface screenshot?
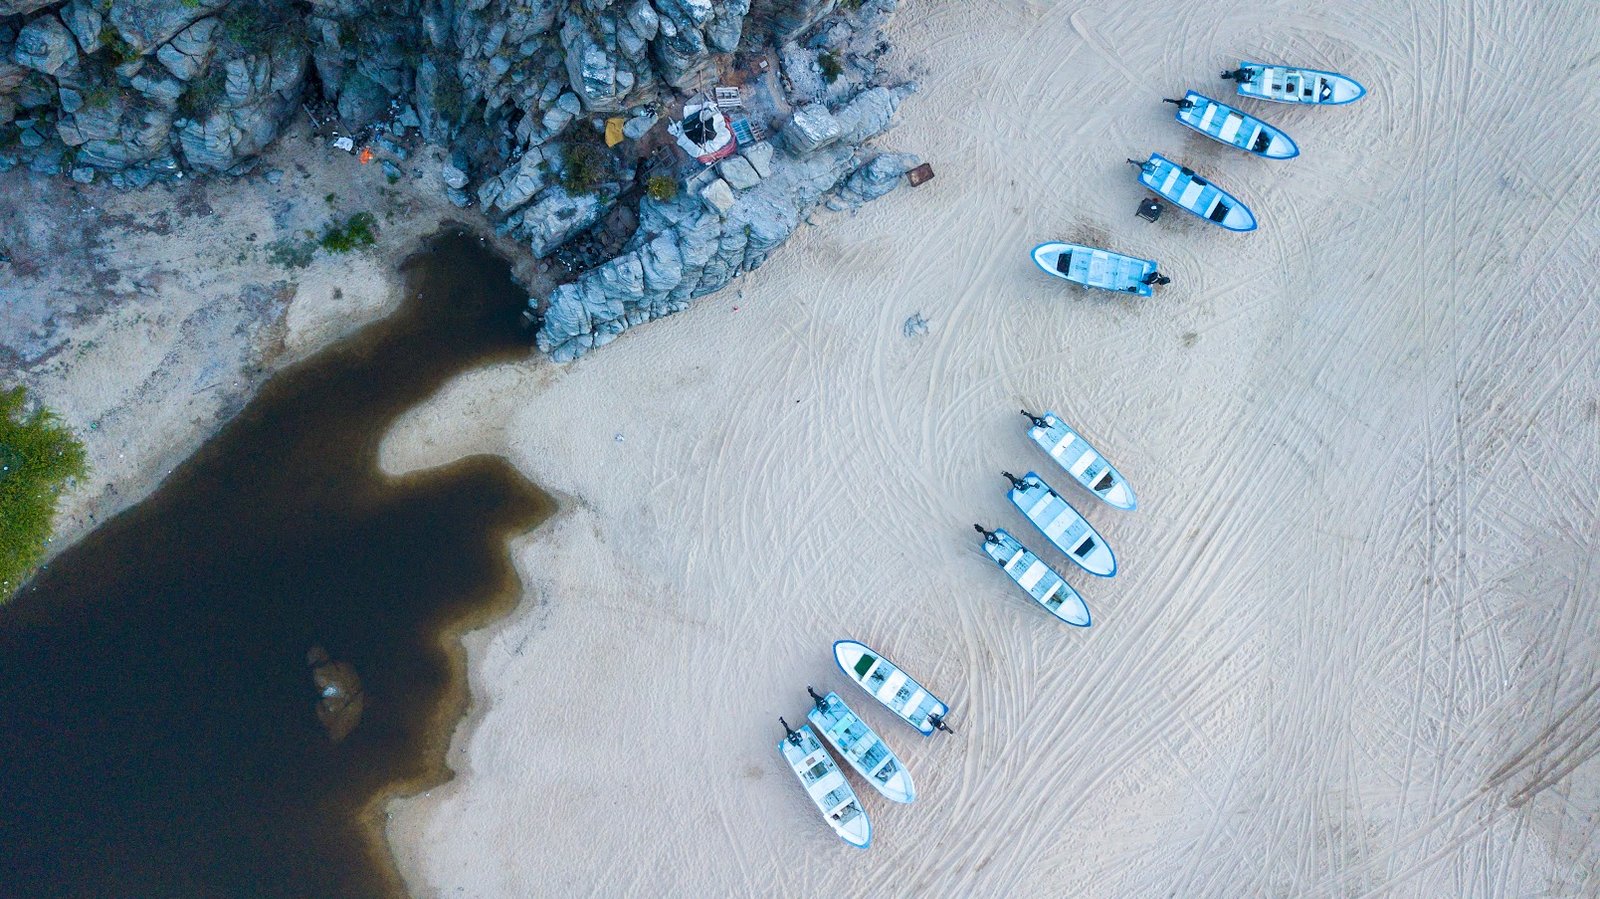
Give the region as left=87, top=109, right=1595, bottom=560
left=1232, top=62, right=1366, bottom=105
left=833, top=640, right=949, bottom=736
left=1007, top=472, right=1117, bottom=577
left=779, top=724, right=871, bottom=848
left=807, top=692, right=916, bottom=803
left=1026, top=412, right=1137, bottom=510
left=979, top=528, right=1091, bottom=626
left=1031, top=242, right=1158, bottom=296
left=1175, top=91, right=1298, bottom=159
left=1136, top=153, right=1257, bottom=232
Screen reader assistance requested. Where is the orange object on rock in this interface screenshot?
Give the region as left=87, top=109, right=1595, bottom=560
left=357, top=147, right=375, bottom=164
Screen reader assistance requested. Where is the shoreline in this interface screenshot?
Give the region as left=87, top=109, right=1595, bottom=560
left=1, top=122, right=544, bottom=576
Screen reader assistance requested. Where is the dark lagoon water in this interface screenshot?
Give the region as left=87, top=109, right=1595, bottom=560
left=0, top=229, right=553, bottom=898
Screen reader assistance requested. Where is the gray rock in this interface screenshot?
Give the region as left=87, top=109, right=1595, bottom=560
left=740, top=140, right=774, bottom=178
left=61, top=1, right=105, bottom=55
left=13, top=16, right=78, bottom=77
left=380, top=159, right=402, bottom=181
left=131, top=71, right=185, bottom=105
left=265, top=168, right=284, bottom=184
left=832, top=85, right=903, bottom=143
left=70, top=165, right=96, bottom=184
left=514, top=185, right=603, bottom=256
left=446, top=187, right=472, bottom=208
left=704, top=0, right=751, bottom=53
left=440, top=163, right=469, bottom=190
left=781, top=104, right=842, bottom=155
left=622, top=112, right=657, bottom=140
left=833, top=152, right=913, bottom=207
left=699, top=177, right=735, bottom=213
left=480, top=147, right=551, bottom=212
left=108, top=0, right=228, bottom=55
left=0, top=0, right=60, bottom=16
left=156, top=17, right=217, bottom=82
left=337, top=71, right=389, bottom=127
left=718, top=155, right=760, bottom=190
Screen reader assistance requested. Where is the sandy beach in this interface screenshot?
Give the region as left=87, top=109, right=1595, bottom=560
left=376, top=0, right=1600, bottom=894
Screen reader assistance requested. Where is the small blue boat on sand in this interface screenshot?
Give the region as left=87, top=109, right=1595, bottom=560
left=1166, top=91, right=1298, bottom=159
left=974, top=525, right=1091, bottom=626
left=1223, top=62, right=1366, bottom=105
left=778, top=718, right=871, bottom=848
left=833, top=640, right=953, bottom=736
left=1130, top=153, right=1257, bottom=232
left=806, top=688, right=915, bottom=803
left=1003, top=471, right=1117, bottom=577
left=1021, top=410, right=1137, bottom=511
left=1031, top=242, right=1168, bottom=296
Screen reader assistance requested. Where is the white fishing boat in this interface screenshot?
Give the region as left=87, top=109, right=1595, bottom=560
left=667, top=95, right=739, bottom=165
left=778, top=718, right=871, bottom=848
left=974, top=525, right=1091, bottom=626
left=1003, top=471, right=1117, bottom=577
left=1031, top=242, right=1167, bottom=296
left=1131, top=153, right=1257, bottom=232
left=806, top=688, right=915, bottom=803
left=833, top=640, right=952, bottom=736
left=1020, top=410, right=1137, bottom=511
left=1223, top=62, right=1366, bottom=105
left=1167, top=91, right=1298, bottom=159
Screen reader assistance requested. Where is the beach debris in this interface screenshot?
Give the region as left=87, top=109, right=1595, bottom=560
left=307, top=645, right=365, bottom=744
left=1135, top=197, right=1165, bottom=222
left=907, top=162, right=935, bottom=186
left=902, top=313, right=929, bottom=337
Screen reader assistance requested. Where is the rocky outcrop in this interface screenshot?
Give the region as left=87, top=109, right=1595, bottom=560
left=536, top=80, right=917, bottom=362
left=4, top=0, right=916, bottom=360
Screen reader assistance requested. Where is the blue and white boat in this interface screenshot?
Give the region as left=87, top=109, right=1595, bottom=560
left=778, top=718, right=871, bottom=848
left=806, top=688, right=915, bottom=803
left=1021, top=410, right=1137, bottom=511
left=1003, top=471, right=1117, bottom=577
left=1167, top=91, right=1298, bottom=159
left=833, top=640, right=953, bottom=736
left=1131, top=153, right=1257, bottom=232
left=1223, top=62, right=1366, bottom=105
left=1031, top=242, right=1168, bottom=296
left=974, top=525, right=1091, bottom=626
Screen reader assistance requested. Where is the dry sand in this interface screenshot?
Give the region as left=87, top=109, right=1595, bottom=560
left=376, top=0, right=1595, bottom=894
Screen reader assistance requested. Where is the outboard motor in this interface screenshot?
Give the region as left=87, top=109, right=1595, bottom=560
left=1221, top=67, right=1254, bottom=83
left=806, top=686, right=827, bottom=709
left=973, top=523, right=999, bottom=543
left=1019, top=409, right=1050, bottom=429
left=1002, top=471, right=1028, bottom=490
left=1161, top=97, right=1195, bottom=110
left=780, top=716, right=802, bottom=747
left=928, top=712, right=955, bottom=735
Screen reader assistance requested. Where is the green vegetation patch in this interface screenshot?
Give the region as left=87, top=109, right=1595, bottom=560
left=818, top=50, right=843, bottom=83
left=645, top=174, right=679, bottom=202
left=319, top=212, right=378, bottom=253
left=560, top=139, right=613, bottom=196
left=0, top=386, right=89, bottom=598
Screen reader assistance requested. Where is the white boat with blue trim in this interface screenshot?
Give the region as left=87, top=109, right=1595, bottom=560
left=974, top=525, right=1091, bottom=626
left=1222, top=62, right=1366, bottom=105
left=806, top=688, right=915, bottom=803
left=833, top=640, right=953, bottom=736
left=1003, top=471, right=1117, bottom=577
left=1166, top=91, right=1298, bottom=159
left=1031, top=242, right=1168, bottom=296
left=1131, top=153, right=1257, bottom=232
left=779, top=717, right=871, bottom=848
left=1021, top=410, right=1137, bottom=511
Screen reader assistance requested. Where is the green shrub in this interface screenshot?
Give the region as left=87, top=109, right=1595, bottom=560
left=646, top=174, right=678, bottom=202
left=97, top=26, right=141, bottom=66
left=0, top=386, right=88, bottom=598
left=177, top=67, right=226, bottom=119
left=818, top=50, right=843, bottom=83
left=221, top=1, right=309, bottom=55
left=560, top=141, right=611, bottom=195
left=319, top=212, right=378, bottom=253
